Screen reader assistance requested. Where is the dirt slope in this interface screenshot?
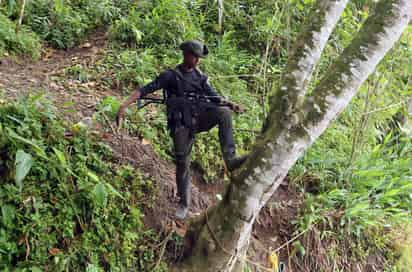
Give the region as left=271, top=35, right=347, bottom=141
left=0, top=29, right=116, bottom=121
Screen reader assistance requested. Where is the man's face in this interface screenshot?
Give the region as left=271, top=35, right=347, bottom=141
left=183, top=51, right=200, bottom=67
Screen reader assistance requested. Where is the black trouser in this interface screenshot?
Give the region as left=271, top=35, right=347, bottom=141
left=172, top=106, right=236, bottom=207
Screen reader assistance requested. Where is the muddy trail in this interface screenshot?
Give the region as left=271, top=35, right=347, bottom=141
left=0, top=31, right=307, bottom=271
left=0, top=29, right=118, bottom=122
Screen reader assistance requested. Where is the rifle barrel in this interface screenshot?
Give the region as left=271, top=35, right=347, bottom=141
left=137, top=93, right=231, bottom=109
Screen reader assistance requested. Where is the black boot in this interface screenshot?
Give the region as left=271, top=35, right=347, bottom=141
left=175, top=204, right=189, bottom=220
left=223, top=151, right=248, bottom=171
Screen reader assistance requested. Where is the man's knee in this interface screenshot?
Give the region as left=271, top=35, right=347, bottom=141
left=175, top=152, right=190, bottom=168
left=218, top=106, right=232, bottom=115
left=215, top=107, right=232, bottom=126
left=217, top=107, right=232, bottom=121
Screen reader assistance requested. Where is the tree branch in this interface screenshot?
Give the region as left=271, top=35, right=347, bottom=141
left=266, top=0, right=349, bottom=130
left=302, top=0, right=412, bottom=142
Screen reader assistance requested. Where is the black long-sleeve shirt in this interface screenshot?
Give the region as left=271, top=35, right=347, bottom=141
left=139, top=65, right=219, bottom=99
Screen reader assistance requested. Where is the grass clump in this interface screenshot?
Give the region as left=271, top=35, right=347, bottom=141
left=24, top=0, right=127, bottom=49
left=109, top=0, right=202, bottom=48
left=0, top=13, right=41, bottom=59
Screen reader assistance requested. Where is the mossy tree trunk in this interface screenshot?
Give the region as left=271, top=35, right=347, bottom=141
left=176, top=1, right=412, bottom=271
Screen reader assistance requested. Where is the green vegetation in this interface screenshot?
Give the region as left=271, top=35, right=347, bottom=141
left=0, top=13, right=40, bottom=59
left=0, top=97, right=165, bottom=271
left=1, top=0, right=411, bottom=270
left=110, top=0, right=202, bottom=48
left=24, top=0, right=127, bottom=49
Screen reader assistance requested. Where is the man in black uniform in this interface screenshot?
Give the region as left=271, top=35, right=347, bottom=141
left=116, top=40, right=247, bottom=219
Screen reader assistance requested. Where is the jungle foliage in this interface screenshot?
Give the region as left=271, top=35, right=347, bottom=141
left=0, top=0, right=411, bottom=271
left=0, top=13, right=40, bottom=59
left=0, top=97, right=165, bottom=271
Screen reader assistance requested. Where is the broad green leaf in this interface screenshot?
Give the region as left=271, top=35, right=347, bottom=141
left=86, top=263, right=100, bottom=272
left=7, top=128, right=47, bottom=159
left=398, top=183, right=412, bottom=191
left=87, top=171, right=100, bottom=183
left=53, top=147, right=67, bottom=167
left=31, top=267, right=42, bottom=272
left=7, top=0, right=16, bottom=16
left=6, top=115, right=24, bottom=126
left=383, top=189, right=401, bottom=198
left=292, top=240, right=306, bottom=257
left=105, top=183, right=125, bottom=200
left=54, top=0, right=65, bottom=13
left=15, top=150, right=33, bottom=192
left=93, top=183, right=108, bottom=208
left=346, top=202, right=370, bottom=216
left=1, top=205, right=15, bottom=228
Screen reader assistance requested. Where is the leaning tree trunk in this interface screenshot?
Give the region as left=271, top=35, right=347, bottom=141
left=176, top=1, right=412, bottom=271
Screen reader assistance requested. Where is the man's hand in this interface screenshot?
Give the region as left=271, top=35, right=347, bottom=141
left=227, top=101, right=246, bottom=113
left=116, top=106, right=126, bottom=128
left=115, top=90, right=141, bottom=129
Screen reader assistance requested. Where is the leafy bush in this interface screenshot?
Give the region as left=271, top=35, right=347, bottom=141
left=0, top=96, right=164, bottom=271
left=109, top=0, right=203, bottom=48
left=0, top=13, right=41, bottom=59
left=104, top=49, right=160, bottom=89
left=65, top=63, right=90, bottom=82
left=96, top=96, right=121, bottom=119
left=142, top=0, right=203, bottom=47
left=287, top=32, right=412, bottom=266
left=192, top=0, right=309, bottom=54
left=24, top=0, right=87, bottom=49
left=109, top=15, right=143, bottom=46
left=24, top=0, right=127, bottom=49
left=81, top=0, right=124, bottom=26
left=297, top=133, right=412, bottom=232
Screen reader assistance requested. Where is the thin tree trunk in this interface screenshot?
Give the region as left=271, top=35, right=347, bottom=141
left=302, top=0, right=411, bottom=141
left=176, top=1, right=412, bottom=272
left=282, top=0, right=349, bottom=108
left=15, top=0, right=26, bottom=34
left=218, top=0, right=224, bottom=34
left=408, top=99, right=412, bottom=116
left=265, top=0, right=349, bottom=131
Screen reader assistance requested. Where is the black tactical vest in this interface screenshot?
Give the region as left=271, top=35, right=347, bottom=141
left=166, top=66, right=208, bottom=132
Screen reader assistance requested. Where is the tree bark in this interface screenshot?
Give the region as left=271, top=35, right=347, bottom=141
left=176, top=1, right=412, bottom=271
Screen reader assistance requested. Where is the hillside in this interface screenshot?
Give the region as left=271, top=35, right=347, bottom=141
left=1, top=1, right=412, bottom=271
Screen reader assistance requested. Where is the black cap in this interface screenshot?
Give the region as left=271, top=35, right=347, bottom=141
left=179, top=40, right=208, bottom=58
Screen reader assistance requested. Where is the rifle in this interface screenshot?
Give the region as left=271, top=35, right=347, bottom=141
left=137, top=96, right=165, bottom=109
left=137, top=92, right=245, bottom=113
